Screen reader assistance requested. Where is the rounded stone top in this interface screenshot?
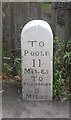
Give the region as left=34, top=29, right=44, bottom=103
left=21, top=20, right=53, bottom=38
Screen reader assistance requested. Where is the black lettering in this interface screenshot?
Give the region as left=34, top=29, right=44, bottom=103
left=24, top=50, right=28, bottom=56
left=39, top=41, right=44, bottom=47
left=32, top=59, right=35, bottom=67
left=32, top=95, right=39, bottom=99
left=31, top=76, right=37, bottom=81
left=26, top=94, right=31, bottom=99
left=24, top=69, right=30, bottom=74
left=45, top=51, right=49, bottom=56
left=23, top=82, right=26, bottom=85
left=45, top=70, right=49, bottom=74
left=35, top=69, right=38, bottom=74
left=40, top=51, right=44, bottom=56
left=28, top=41, right=37, bottom=47
left=35, top=89, right=39, bottom=94
left=41, top=70, right=45, bottom=74
left=39, top=77, right=43, bottom=81
left=30, top=52, right=34, bottom=56
left=38, top=59, right=41, bottom=67
left=32, top=59, right=41, bottom=67
left=35, top=52, right=39, bottom=56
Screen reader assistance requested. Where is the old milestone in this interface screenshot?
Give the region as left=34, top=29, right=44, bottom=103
left=21, top=20, right=53, bottom=100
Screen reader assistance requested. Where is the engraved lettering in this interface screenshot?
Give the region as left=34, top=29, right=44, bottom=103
left=35, top=89, right=39, bottom=94
left=23, top=51, right=49, bottom=56
left=39, top=77, right=43, bottom=81
left=26, top=94, right=31, bottom=99
left=39, top=41, right=44, bottom=47
left=28, top=41, right=37, bottom=47
left=24, top=69, right=30, bottom=74
left=32, top=59, right=35, bottom=67
left=32, top=59, right=41, bottom=67
left=24, top=50, right=28, bottom=56
left=31, top=76, right=37, bottom=81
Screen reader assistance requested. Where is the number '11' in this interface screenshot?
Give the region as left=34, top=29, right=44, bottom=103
left=32, top=59, right=41, bottom=67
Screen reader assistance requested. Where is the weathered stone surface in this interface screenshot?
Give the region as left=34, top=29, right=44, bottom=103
left=21, top=20, right=53, bottom=100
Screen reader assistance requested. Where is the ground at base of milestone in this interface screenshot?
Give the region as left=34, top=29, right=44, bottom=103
left=2, top=80, right=70, bottom=118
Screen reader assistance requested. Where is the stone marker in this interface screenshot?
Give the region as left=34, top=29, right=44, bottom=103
left=21, top=20, right=53, bottom=100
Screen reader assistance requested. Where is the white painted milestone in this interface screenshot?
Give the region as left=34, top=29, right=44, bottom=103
left=21, top=20, right=53, bottom=100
